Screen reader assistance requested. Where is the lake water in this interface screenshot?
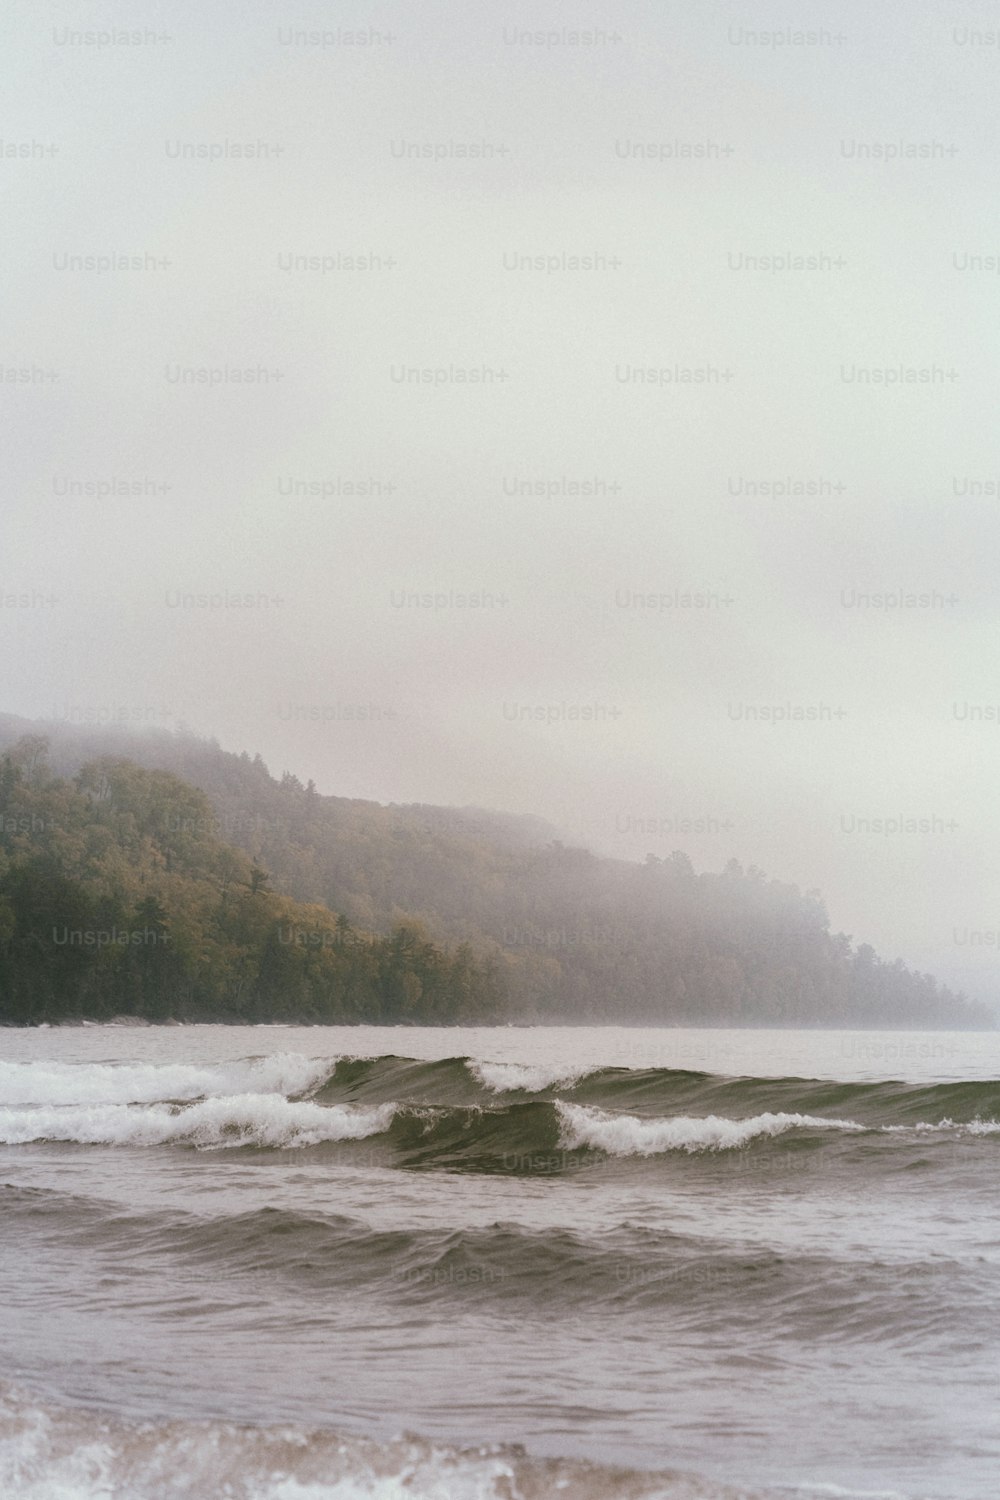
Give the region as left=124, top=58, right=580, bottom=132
left=1, top=1024, right=998, bottom=1499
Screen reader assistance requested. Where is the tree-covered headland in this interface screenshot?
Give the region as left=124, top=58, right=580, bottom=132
left=0, top=726, right=991, bottom=1028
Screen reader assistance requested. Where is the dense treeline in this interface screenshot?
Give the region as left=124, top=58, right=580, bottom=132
left=0, top=718, right=992, bottom=1027
left=0, top=739, right=503, bottom=1025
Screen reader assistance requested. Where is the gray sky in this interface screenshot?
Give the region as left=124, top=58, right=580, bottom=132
left=3, top=0, right=999, bottom=1003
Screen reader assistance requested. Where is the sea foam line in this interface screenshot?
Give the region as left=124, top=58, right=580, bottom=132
left=556, top=1103, right=1000, bottom=1155
left=556, top=1103, right=867, bottom=1155
left=0, top=1053, right=333, bottom=1108
left=0, top=1378, right=790, bottom=1500
left=0, top=1094, right=395, bottom=1149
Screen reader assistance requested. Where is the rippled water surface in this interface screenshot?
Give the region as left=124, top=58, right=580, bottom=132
left=1, top=1024, right=997, bottom=1499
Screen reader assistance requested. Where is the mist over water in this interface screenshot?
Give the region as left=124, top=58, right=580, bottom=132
left=2, top=0, right=999, bottom=1003
left=4, top=3, right=999, bottom=1495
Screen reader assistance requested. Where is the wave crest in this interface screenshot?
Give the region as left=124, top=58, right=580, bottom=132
left=467, top=1059, right=589, bottom=1093
left=0, top=1054, right=332, bottom=1108
left=0, top=1379, right=824, bottom=1499
left=0, top=1095, right=394, bottom=1150
left=557, top=1103, right=866, bottom=1156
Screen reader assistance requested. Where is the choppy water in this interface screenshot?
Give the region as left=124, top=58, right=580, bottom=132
left=1, top=1024, right=998, bottom=1499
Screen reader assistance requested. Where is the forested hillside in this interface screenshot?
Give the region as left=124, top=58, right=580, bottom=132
left=0, top=717, right=991, bottom=1027
left=0, top=738, right=502, bottom=1025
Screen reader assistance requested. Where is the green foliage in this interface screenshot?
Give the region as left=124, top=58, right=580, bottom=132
left=0, top=740, right=502, bottom=1025
left=0, top=722, right=990, bottom=1028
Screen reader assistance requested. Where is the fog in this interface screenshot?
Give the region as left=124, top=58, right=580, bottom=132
left=3, top=0, right=997, bottom=1003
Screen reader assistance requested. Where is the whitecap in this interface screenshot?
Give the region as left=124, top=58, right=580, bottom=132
left=556, top=1102, right=865, bottom=1156
left=0, top=1095, right=396, bottom=1150
left=468, top=1059, right=588, bottom=1093
left=0, top=1054, right=333, bottom=1108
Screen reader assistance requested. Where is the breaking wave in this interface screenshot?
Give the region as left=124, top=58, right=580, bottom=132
left=0, top=1379, right=916, bottom=1500
left=296, top=1052, right=1000, bottom=1129
left=466, top=1059, right=589, bottom=1093
left=0, top=1054, right=332, bottom=1108
left=555, top=1102, right=866, bottom=1155
left=0, top=1095, right=395, bottom=1149
left=0, top=1053, right=996, bottom=1167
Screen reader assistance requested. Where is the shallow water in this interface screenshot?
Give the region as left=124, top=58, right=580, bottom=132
left=1, top=1024, right=997, bottom=1499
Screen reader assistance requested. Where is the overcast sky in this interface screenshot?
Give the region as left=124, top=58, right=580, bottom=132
left=3, top=0, right=999, bottom=1003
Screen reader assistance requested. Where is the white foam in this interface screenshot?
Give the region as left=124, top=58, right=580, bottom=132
left=885, top=1117, right=1000, bottom=1136
left=0, top=1381, right=780, bottom=1500
left=556, top=1103, right=866, bottom=1156
left=0, top=1054, right=332, bottom=1108
left=0, top=1095, right=396, bottom=1150
left=468, top=1059, right=587, bottom=1093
